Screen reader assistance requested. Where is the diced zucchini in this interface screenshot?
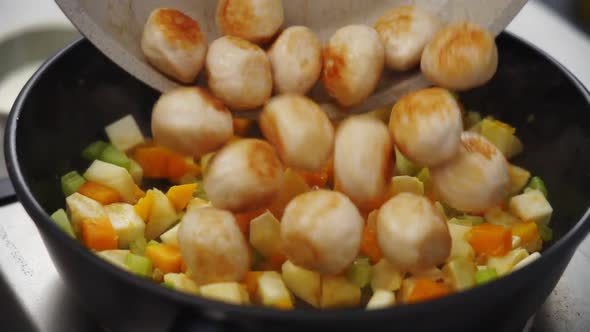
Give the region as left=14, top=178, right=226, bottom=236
left=370, top=259, right=403, bottom=292
left=163, top=273, right=199, bottom=295
left=512, top=252, right=541, bottom=271
left=82, top=140, right=108, bottom=161
left=509, top=189, right=553, bottom=225
left=442, top=257, right=476, bottom=291
left=104, top=203, right=145, bottom=248
left=346, top=257, right=371, bottom=288
left=125, top=253, right=152, bottom=277
left=486, top=248, right=529, bottom=276
left=97, top=249, right=130, bottom=271
left=484, top=207, right=519, bottom=228
left=200, top=282, right=246, bottom=304
left=320, top=276, right=361, bottom=309
left=61, top=171, right=86, bottom=197
left=129, top=237, right=147, bottom=256
left=128, top=159, right=143, bottom=185
left=475, top=267, right=498, bottom=285
left=66, top=192, right=107, bottom=234
left=508, top=165, right=531, bottom=195
left=99, top=144, right=131, bottom=170
left=50, top=209, right=75, bottom=238
left=447, top=223, right=475, bottom=262
left=527, top=176, right=548, bottom=197
left=539, top=224, right=553, bottom=243
left=366, top=290, right=396, bottom=310
left=480, top=118, right=516, bottom=157
left=104, top=114, right=145, bottom=151
left=257, top=271, right=293, bottom=309
left=84, top=160, right=136, bottom=203
left=281, top=260, right=321, bottom=307
left=395, top=148, right=420, bottom=176
left=249, top=211, right=281, bottom=258
left=391, top=175, right=424, bottom=196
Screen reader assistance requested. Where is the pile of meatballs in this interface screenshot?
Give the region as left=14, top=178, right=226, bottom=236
left=142, top=0, right=506, bottom=282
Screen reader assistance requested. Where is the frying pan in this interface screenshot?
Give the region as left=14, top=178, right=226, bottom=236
left=5, top=33, right=590, bottom=332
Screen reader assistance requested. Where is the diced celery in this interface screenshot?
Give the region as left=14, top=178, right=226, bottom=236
left=99, top=144, right=131, bottom=170
left=128, top=159, right=143, bottom=185
left=129, top=237, right=147, bottom=256
left=147, top=240, right=160, bottom=247
left=50, top=208, right=75, bottom=238
left=463, top=111, right=482, bottom=129
left=527, top=176, right=547, bottom=197
left=161, top=281, right=175, bottom=289
left=395, top=148, right=419, bottom=176
left=475, top=267, right=498, bottom=285
left=539, top=224, right=553, bottom=243
left=82, top=140, right=108, bottom=161
left=449, top=215, right=484, bottom=226
left=125, top=253, right=152, bottom=277
left=194, top=180, right=207, bottom=200
left=416, top=168, right=431, bottom=193
left=61, top=171, right=86, bottom=197
left=346, top=257, right=371, bottom=288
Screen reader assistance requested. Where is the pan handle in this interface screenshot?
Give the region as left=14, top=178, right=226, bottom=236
left=0, top=178, right=17, bottom=205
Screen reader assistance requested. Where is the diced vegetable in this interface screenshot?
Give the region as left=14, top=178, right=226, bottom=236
left=128, top=159, right=143, bottom=185
left=360, top=221, right=383, bottom=264
left=82, top=140, right=108, bottom=161
left=484, top=207, right=519, bottom=228
left=160, top=223, right=180, bottom=247
left=480, top=118, right=517, bottom=157
left=243, top=271, right=263, bottom=299
left=163, top=273, right=199, bottom=294
left=511, top=222, right=540, bottom=247
left=200, top=282, right=248, bottom=305
left=512, top=236, right=521, bottom=249
left=257, top=271, right=293, bottom=309
left=447, top=223, right=475, bottom=262
left=395, top=148, right=420, bottom=176
left=448, top=215, right=484, bottom=227
left=512, top=252, right=541, bottom=271
left=539, top=224, right=553, bottom=242
left=463, top=111, right=482, bottom=129
left=370, top=258, right=403, bottom=292
left=104, top=114, right=145, bottom=151
left=415, top=168, right=431, bottom=193
left=281, top=260, right=321, bottom=307
left=509, top=189, right=553, bottom=225
left=366, top=290, right=396, bottom=310
left=475, top=267, right=498, bottom=285
left=186, top=197, right=211, bottom=211
left=193, top=180, right=208, bottom=200
left=80, top=218, right=118, bottom=251
left=411, top=268, right=445, bottom=281
left=145, top=243, right=183, bottom=274
left=77, top=181, right=121, bottom=205
left=133, top=146, right=195, bottom=180
left=508, top=165, right=531, bottom=195
left=391, top=175, right=424, bottom=196
left=144, top=189, right=178, bottom=240
left=347, top=257, right=371, bottom=288
left=99, top=144, right=131, bottom=170
left=129, top=237, right=147, bottom=255
left=468, top=224, right=512, bottom=257
left=97, top=249, right=130, bottom=271
left=66, top=193, right=107, bottom=234
left=104, top=203, right=145, bottom=248
left=235, top=208, right=265, bottom=236
left=320, top=276, right=361, bottom=309
left=50, top=208, right=75, bottom=238
left=267, top=169, right=310, bottom=218
left=84, top=160, right=136, bottom=203
left=527, top=176, right=548, bottom=197
left=61, top=171, right=86, bottom=197
left=505, top=135, right=524, bottom=159
left=486, top=248, right=529, bottom=276
left=134, top=183, right=146, bottom=200
left=402, top=278, right=451, bottom=304
left=125, top=252, right=153, bottom=277
left=166, top=183, right=197, bottom=211
left=249, top=211, right=282, bottom=258
left=443, top=257, right=476, bottom=291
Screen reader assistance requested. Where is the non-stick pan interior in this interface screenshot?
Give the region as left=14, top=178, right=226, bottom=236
left=11, top=33, right=590, bottom=248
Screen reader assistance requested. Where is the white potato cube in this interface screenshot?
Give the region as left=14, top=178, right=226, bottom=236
left=160, top=223, right=180, bottom=247
left=84, top=160, right=136, bottom=204
left=370, top=259, right=403, bottom=292
left=442, top=257, right=476, bottom=291
left=281, top=260, right=320, bottom=307
left=484, top=207, right=519, bottom=228
left=487, top=248, right=529, bottom=276
left=200, top=282, right=246, bottom=304
left=104, top=203, right=145, bottom=249
left=257, top=271, right=293, bottom=309
left=509, top=189, right=553, bottom=225
left=391, top=175, right=424, bottom=196
left=508, top=164, right=530, bottom=195
left=96, top=249, right=130, bottom=271
left=249, top=211, right=281, bottom=258
left=320, top=276, right=361, bottom=309
left=145, top=189, right=179, bottom=240
left=66, top=193, right=107, bottom=234
left=366, top=290, right=396, bottom=310
left=105, top=115, right=145, bottom=151
left=447, top=223, right=474, bottom=262
left=163, top=273, right=199, bottom=295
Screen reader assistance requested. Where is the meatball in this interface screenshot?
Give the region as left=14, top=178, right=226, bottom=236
left=141, top=8, right=207, bottom=83
left=151, top=87, right=233, bottom=158
left=322, top=25, right=385, bottom=107
left=281, top=190, right=364, bottom=274
left=206, top=36, right=272, bottom=110
left=216, top=0, right=284, bottom=44
left=389, top=87, right=462, bottom=167
left=259, top=94, right=334, bottom=171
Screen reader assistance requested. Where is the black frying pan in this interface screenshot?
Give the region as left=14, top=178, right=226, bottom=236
left=5, top=33, right=590, bottom=332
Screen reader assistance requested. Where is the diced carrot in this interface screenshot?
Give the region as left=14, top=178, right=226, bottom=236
left=132, top=146, right=191, bottom=180
left=511, top=222, right=540, bottom=245
left=145, top=243, right=183, bottom=274
left=468, top=223, right=512, bottom=257
left=243, top=271, right=263, bottom=298
left=166, top=183, right=197, bottom=211
left=407, top=278, right=451, bottom=304
left=233, top=118, right=253, bottom=136
left=135, top=190, right=156, bottom=222
left=360, top=223, right=383, bottom=263
left=77, top=181, right=121, bottom=205
left=134, top=183, right=146, bottom=200
left=234, top=208, right=266, bottom=236
left=80, top=218, right=118, bottom=251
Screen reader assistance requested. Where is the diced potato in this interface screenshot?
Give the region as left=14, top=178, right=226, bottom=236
left=443, top=257, right=476, bottom=291
left=391, top=176, right=424, bottom=196
left=186, top=197, right=211, bottom=210
left=281, top=260, right=321, bottom=307
left=129, top=159, right=144, bottom=185
left=480, top=118, right=516, bottom=157
left=105, top=115, right=145, bottom=151
left=249, top=211, right=282, bottom=258
left=398, top=278, right=417, bottom=303
left=97, top=249, right=130, bottom=271
left=509, top=190, right=553, bottom=225
left=267, top=169, right=310, bottom=218
left=484, top=207, right=519, bottom=228
left=523, top=237, right=543, bottom=253
left=366, top=289, right=396, bottom=310
left=66, top=192, right=107, bottom=234
left=257, top=271, right=293, bottom=309
left=145, top=189, right=179, bottom=240
left=512, top=252, right=541, bottom=271
left=505, top=136, right=523, bottom=160
left=200, top=282, right=246, bottom=304
left=160, top=223, right=180, bottom=247
left=84, top=160, right=136, bottom=203
left=447, top=223, right=474, bottom=262
left=508, top=164, right=530, bottom=195
left=239, top=284, right=251, bottom=304
left=321, top=276, right=361, bottom=309
left=486, top=248, right=529, bottom=276
left=370, top=259, right=403, bottom=292
left=104, top=203, right=145, bottom=248
left=163, top=273, right=199, bottom=295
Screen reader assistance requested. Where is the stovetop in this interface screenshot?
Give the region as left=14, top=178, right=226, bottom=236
left=1, top=1, right=590, bottom=331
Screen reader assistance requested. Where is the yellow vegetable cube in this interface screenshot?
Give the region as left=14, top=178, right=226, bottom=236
left=508, top=164, right=531, bottom=195
left=163, top=273, right=199, bottom=295
left=366, top=289, right=396, bottom=310
left=391, top=176, right=424, bottom=196
left=66, top=192, right=107, bottom=234
left=487, top=248, right=529, bottom=276
left=97, top=249, right=130, bottom=271
left=257, top=271, right=293, bottom=309
left=509, top=190, right=553, bottom=225
left=321, top=276, right=361, bottom=308
left=484, top=207, right=519, bottom=228
left=370, top=259, right=403, bottom=292
left=249, top=211, right=282, bottom=258
left=200, top=282, right=246, bottom=304
left=443, top=257, right=476, bottom=291
left=104, top=114, right=145, bottom=151
left=281, top=260, right=320, bottom=307
left=447, top=223, right=474, bottom=262
left=480, top=119, right=516, bottom=157
left=104, top=203, right=145, bottom=249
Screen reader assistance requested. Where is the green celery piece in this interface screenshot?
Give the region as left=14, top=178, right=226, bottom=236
left=50, top=209, right=75, bottom=238
left=147, top=240, right=160, bottom=247
left=194, top=180, right=207, bottom=200
left=61, top=171, right=86, bottom=197
left=527, top=176, right=548, bottom=197
left=463, top=111, right=482, bottom=129
left=539, top=224, right=553, bottom=243
left=99, top=144, right=131, bottom=170
left=475, top=268, right=498, bottom=285
left=129, top=237, right=147, bottom=256
left=161, top=281, right=175, bottom=289
left=346, top=257, right=371, bottom=288
left=82, top=140, right=108, bottom=161
left=395, top=148, right=420, bottom=176
left=125, top=253, right=152, bottom=277
left=416, top=168, right=432, bottom=192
